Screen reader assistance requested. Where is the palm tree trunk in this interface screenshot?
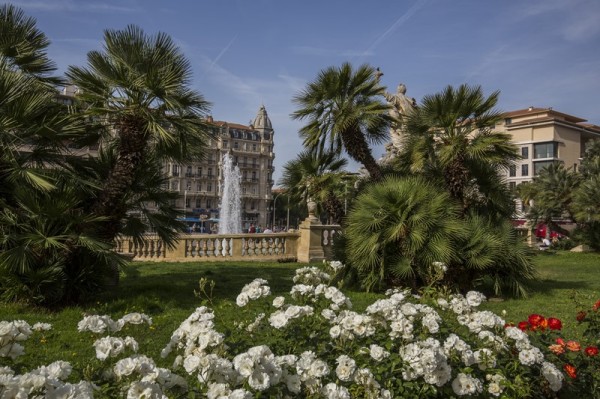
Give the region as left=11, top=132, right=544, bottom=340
left=91, top=115, right=147, bottom=285
left=342, top=128, right=382, bottom=181
left=93, top=115, right=147, bottom=237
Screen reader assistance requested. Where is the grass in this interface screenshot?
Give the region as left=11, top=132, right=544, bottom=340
left=480, top=251, right=600, bottom=337
left=0, top=252, right=598, bottom=375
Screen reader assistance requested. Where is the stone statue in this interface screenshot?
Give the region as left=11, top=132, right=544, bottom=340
left=383, top=83, right=416, bottom=151
left=376, top=69, right=416, bottom=160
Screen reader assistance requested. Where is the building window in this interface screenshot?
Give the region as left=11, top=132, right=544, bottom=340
left=509, top=165, right=516, bottom=177
left=196, top=182, right=201, bottom=192
left=252, top=143, right=257, bottom=151
left=521, top=164, right=529, bottom=176
left=504, top=118, right=512, bottom=125
left=508, top=182, right=516, bottom=190
left=206, top=199, right=212, bottom=208
left=208, top=168, right=213, bottom=177
left=207, top=182, right=212, bottom=192
left=264, top=133, right=270, bottom=140
left=185, top=198, right=190, bottom=208
left=534, top=160, right=557, bottom=175
left=195, top=198, right=201, bottom=207
left=234, top=141, right=239, bottom=149
left=172, top=164, right=179, bottom=176
left=170, top=180, right=179, bottom=191
left=197, top=166, right=202, bottom=176
left=521, top=147, right=529, bottom=159
left=222, top=140, right=228, bottom=149
left=534, top=142, right=558, bottom=159
left=186, top=166, right=192, bottom=176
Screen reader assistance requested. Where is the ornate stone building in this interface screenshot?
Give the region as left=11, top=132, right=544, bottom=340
left=163, top=105, right=276, bottom=230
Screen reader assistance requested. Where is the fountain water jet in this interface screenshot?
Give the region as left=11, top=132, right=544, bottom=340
left=218, top=153, right=242, bottom=234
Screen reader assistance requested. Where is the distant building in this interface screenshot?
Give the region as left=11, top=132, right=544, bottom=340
left=497, top=106, right=600, bottom=216
left=55, top=87, right=276, bottom=230
left=162, top=106, right=276, bottom=229
left=499, top=107, right=600, bottom=185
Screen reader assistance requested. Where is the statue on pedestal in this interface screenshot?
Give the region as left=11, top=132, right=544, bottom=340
left=376, top=68, right=417, bottom=161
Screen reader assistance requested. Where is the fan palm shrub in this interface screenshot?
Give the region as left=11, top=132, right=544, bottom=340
left=344, top=176, right=463, bottom=292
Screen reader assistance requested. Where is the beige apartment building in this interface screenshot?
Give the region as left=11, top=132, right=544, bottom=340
left=163, top=105, right=276, bottom=231
left=498, top=107, right=600, bottom=187
left=496, top=107, right=600, bottom=217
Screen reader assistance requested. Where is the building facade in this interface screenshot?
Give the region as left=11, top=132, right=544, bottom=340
left=163, top=105, right=276, bottom=231
left=496, top=107, right=600, bottom=217
left=498, top=107, right=600, bottom=188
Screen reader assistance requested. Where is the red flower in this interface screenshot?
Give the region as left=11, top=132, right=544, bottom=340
left=547, top=317, right=562, bottom=330
left=556, top=337, right=566, bottom=346
left=594, top=299, right=600, bottom=311
left=584, top=346, right=599, bottom=356
left=564, top=364, right=577, bottom=379
left=518, top=321, right=529, bottom=331
left=576, top=311, right=587, bottom=322
left=528, top=314, right=546, bottom=330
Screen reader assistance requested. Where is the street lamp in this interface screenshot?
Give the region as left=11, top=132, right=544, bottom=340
left=272, top=192, right=282, bottom=229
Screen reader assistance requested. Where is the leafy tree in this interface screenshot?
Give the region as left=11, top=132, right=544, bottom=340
left=66, top=25, right=212, bottom=243
left=397, top=84, right=518, bottom=218
left=292, top=63, right=393, bottom=181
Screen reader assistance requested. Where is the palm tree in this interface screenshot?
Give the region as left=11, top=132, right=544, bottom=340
left=344, top=176, right=463, bottom=292
left=291, top=63, right=393, bottom=181
left=517, top=163, right=580, bottom=237
left=398, top=84, right=519, bottom=217
left=279, top=150, right=348, bottom=223
left=66, top=25, right=212, bottom=241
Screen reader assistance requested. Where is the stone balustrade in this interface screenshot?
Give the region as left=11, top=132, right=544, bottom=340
left=115, top=221, right=342, bottom=263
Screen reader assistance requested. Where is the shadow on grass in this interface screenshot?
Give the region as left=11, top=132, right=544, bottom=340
left=96, top=262, right=297, bottom=315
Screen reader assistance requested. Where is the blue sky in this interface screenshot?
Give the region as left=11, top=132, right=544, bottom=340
left=10, top=0, right=600, bottom=182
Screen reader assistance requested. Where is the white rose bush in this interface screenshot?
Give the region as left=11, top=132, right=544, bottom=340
left=0, top=262, right=572, bottom=397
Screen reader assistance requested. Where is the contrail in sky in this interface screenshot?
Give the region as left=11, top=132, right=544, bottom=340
left=203, top=35, right=238, bottom=77
left=364, top=0, right=428, bottom=54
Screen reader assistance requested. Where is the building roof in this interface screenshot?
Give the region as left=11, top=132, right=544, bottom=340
left=212, top=121, right=255, bottom=131
left=252, top=105, right=273, bottom=130
left=503, top=107, right=586, bottom=123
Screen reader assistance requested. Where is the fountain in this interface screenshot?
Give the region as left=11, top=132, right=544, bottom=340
left=217, top=153, right=242, bottom=234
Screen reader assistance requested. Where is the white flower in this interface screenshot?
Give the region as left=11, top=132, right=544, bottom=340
left=272, top=296, right=285, bottom=308
left=269, top=311, right=289, bottom=329
left=119, top=312, right=152, bottom=326
left=518, top=347, right=544, bottom=366
left=368, top=344, right=389, bottom=362
left=451, top=373, right=482, bottom=396
left=321, top=382, right=351, bottom=399
left=93, top=336, right=137, bottom=361
left=465, top=291, right=486, bottom=307
left=77, top=315, right=122, bottom=333
left=541, top=361, right=563, bottom=392
left=236, top=293, right=249, bottom=307
left=32, top=323, right=52, bottom=331
left=126, top=381, right=163, bottom=399
left=328, top=260, right=344, bottom=271
left=248, top=370, right=270, bottom=391
left=206, top=382, right=230, bottom=399
left=335, top=355, right=356, bottom=381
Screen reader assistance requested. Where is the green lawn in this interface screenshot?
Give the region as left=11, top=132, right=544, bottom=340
left=480, top=251, right=600, bottom=337
left=0, top=252, right=598, bottom=374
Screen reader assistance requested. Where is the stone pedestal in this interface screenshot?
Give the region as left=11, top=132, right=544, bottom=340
left=297, top=202, right=325, bottom=263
